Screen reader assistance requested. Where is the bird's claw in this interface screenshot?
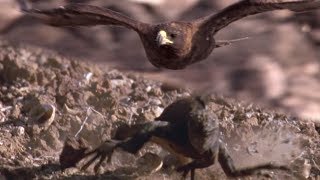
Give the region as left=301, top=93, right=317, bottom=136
left=81, top=139, right=119, bottom=173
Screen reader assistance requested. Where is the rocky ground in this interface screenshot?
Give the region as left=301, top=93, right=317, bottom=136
left=0, top=41, right=319, bottom=179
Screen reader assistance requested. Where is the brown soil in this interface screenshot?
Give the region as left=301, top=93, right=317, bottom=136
left=0, top=41, right=319, bottom=180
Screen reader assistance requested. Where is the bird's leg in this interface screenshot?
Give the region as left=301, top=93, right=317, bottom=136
left=176, top=155, right=215, bottom=180
left=80, top=121, right=169, bottom=172
left=218, top=143, right=290, bottom=177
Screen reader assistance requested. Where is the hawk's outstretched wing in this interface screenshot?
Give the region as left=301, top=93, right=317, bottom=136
left=198, top=0, right=320, bottom=34
left=24, top=4, right=145, bottom=31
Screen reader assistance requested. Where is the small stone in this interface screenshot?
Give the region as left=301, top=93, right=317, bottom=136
left=29, top=104, right=56, bottom=134
left=63, top=167, right=79, bottom=174
left=149, top=99, right=162, bottom=106
left=111, top=115, right=117, bottom=121
left=136, top=152, right=163, bottom=175
left=233, top=144, right=241, bottom=151
left=149, top=87, right=163, bottom=97
left=144, top=111, right=155, bottom=121
left=302, top=159, right=311, bottom=178
left=84, top=72, right=93, bottom=82
left=110, top=79, right=127, bottom=88
left=146, top=86, right=152, bottom=92
left=63, top=104, right=79, bottom=115
left=247, top=117, right=259, bottom=126
left=152, top=106, right=164, bottom=117
left=13, top=126, right=25, bottom=136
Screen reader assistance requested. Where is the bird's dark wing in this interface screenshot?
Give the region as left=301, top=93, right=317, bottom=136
left=198, top=0, right=320, bottom=34
left=24, top=4, right=145, bottom=31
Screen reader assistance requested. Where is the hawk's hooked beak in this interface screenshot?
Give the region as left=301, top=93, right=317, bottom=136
left=156, top=30, right=173, bottom=46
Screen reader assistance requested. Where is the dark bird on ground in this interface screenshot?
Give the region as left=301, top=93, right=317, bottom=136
left=70, top=96, right=290, bottom=180
left=20, top=0, right=320, bottom=69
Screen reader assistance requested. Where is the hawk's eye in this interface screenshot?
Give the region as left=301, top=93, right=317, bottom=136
left=170, top=34, right=176, bottom=39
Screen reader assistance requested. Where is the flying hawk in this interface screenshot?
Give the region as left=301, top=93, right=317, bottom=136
left=22, top=0, right=320, bottom=69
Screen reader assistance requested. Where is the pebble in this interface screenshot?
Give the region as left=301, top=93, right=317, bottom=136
left=146, top=86, right=152, bottom=92
left=302, top=159, right=311, bottom=178
left=152, top=106, right=164, bottom=117
left=13, top=126, right=25, bottom=136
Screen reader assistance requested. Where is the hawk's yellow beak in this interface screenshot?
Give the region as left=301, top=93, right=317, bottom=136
left=156, top=30, right=173, bottom=46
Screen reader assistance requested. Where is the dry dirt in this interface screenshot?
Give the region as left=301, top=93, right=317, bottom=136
left=0, top=41, right=319, bottom=180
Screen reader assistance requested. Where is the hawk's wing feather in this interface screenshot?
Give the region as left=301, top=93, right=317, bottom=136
left=199, top=0, right=320, bottom=34
left=25, top=4, right=144, bottom=31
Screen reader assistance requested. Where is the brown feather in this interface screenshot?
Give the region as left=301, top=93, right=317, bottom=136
left=198, top=0, right=320, bottom=34
left=26, top=4, right=146, bottom=31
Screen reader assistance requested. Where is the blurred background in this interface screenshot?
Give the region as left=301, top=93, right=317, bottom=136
left=0, top=0, right=320, bottom=120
